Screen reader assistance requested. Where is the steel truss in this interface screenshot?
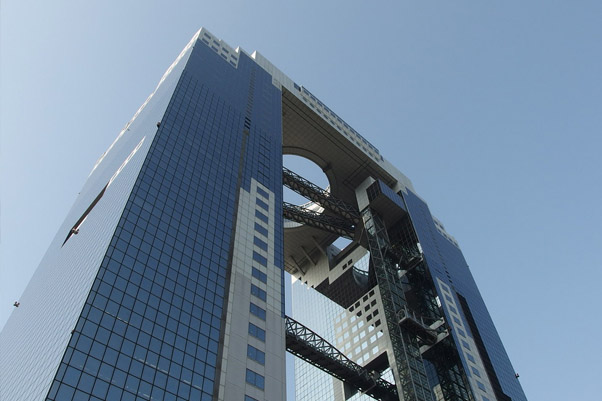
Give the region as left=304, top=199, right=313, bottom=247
left=367, top=208, right=475, bottom=401
left=283, top=202, right=355, bottom=239
left=285, top=316, right=398, bottom=401
left=386, top=211, right=474, bottom=401
left=362, top=208, right=435, bottom=401
left=397, top=305, right=438, bottom=345
left=283, top=167, right=360, bottom=222
left=425, top=338, right=475, bottom=401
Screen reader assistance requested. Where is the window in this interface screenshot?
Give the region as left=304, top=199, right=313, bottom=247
left=471, top=367, right=481, bottom=377
left=245, top=369, right=264, bottom=390
left=248, top=323, right=265, bottom=341
left=256, top=187, right=269, bottom=200
left=466, top=353, right=476, bottom=363
left=250, top=303, right=266, bottom=320
left=251, top=284, right=267, bottom=302
left=247, top=345, right=265, bottom=365
left=254, top=223, right=268, bottom=237
left=251, top=267, right=267, bottom=283
left=256, top=198, right=269, bottom=211
left=476, top=381, right=486, bottom=391
left=253, top=237, right=268, bottom=252
left=255, top=210, right=268, bottom=224
left=252, top=252, right=267, bottom=267
left=245, top=396, right=259, bottom=401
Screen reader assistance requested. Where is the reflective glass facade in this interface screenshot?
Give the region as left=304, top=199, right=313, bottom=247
left=403, top=190, right=527, bottom=401
left=46, top=35, right=284, bottom=401
left=47, top=70, right=240, bottom=400
left=1, top=29, right=285, bottom=401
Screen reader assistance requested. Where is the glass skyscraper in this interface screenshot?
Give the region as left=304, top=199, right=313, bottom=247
left=0, top=29, right=527, bottom=401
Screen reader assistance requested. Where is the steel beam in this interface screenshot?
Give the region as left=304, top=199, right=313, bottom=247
left=285, top=316, right=398, bottom=401
left=283, top=167, right=360, bottom=222
left=283, top=202, right=355, bottom=239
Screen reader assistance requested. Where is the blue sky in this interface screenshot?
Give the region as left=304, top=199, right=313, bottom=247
left=1, top=1, right=601, bottom=400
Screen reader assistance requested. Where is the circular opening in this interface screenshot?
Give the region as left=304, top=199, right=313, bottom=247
left=283, top=154, right=330, bottom=207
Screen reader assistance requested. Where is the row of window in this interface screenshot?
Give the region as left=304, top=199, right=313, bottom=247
left=439, top=280, right=490, bottom=399
left=245, top=189, right=270, bottom=398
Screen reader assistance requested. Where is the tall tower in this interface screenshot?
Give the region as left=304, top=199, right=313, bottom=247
left=0, top=29, right=528, bottom=401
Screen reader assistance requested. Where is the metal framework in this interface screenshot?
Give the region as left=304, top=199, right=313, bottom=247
left=366, top=209, right=475, bottom=401
left=387, top=214, right=474, bottom=401
left=425, top=338, right=475, bottom=401
left=362, top=208, right=434, bottom=401
left=397, top=305, right=438, bottom=345
left=283, top=167, right=476, bottom=401
left=283, top=202, right=355, bottom=239
left=285, top=316, right=398, bottom=401
left=283, top=167, right=360, bottom=222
